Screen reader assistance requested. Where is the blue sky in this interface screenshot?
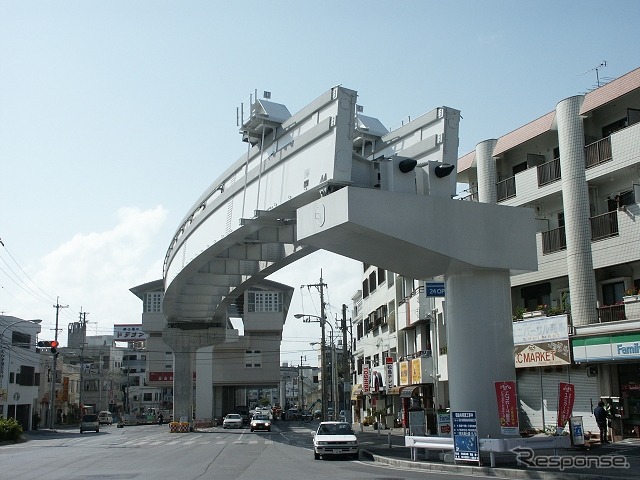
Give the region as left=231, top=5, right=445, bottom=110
left=1, top=1, right=639, bottom=365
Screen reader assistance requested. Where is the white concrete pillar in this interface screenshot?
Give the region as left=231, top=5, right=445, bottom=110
left=163, top=327, right=225, bottom=426
left=445, top=269, right=516, bottom=438
left=476, top=139, right=498, bottom=204
left=556, top=96, right=598, bottom=326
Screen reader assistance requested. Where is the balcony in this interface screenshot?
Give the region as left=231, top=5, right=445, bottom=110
left=496, top=176, right=516, bottom=202
left=598, top=304, right=626, bottom=323
left=541, top=226, right=566, bottom=254
left=590, top=211, right=619, bottom=241
left=585, top=136, right=612, bottom=169
left=537, top=157, right=561, bottom=186
left=541, top=211, right=619, bottom=255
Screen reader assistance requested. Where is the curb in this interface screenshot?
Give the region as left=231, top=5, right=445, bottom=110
left=361, top=449, right=629, bottom=480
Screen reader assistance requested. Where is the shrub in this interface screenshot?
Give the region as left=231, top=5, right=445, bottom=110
left=0, top=416, right=23, bottom=442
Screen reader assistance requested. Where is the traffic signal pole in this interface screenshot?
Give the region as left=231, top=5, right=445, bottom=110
left=48, top=298, right=67, bottom=429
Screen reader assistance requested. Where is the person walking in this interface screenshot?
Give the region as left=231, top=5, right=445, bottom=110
left=594, top=401, right=610, bottom=444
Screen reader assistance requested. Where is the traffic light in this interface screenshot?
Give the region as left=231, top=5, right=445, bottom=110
left=37, top=340, right=59, bottom=354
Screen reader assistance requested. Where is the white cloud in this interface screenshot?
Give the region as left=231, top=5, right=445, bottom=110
left=26, top=206, right=168, bottom=342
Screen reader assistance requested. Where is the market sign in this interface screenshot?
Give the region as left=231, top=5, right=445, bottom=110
left=513, top=315, right=570, bottom=368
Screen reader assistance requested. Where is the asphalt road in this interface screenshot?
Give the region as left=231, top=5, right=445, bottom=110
left=0, top=421, right=504, bottom=480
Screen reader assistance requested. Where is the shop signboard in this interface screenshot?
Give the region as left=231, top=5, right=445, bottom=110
left=399, top=360, right=410, bottom=386
left=572, top=332, right=640, bottom=362
left=437, top=412, right=452, bottom=436
left=385, top=357, right=394, bottom=394
left=452, top=411, right=479, bottom=463
left=494, top=381, right=519, bottom=435
left=363, top=365, right=370, bottom=394
left=411, top=358, right=422, bottom=384
left=513, top=315, right=570, bottom=368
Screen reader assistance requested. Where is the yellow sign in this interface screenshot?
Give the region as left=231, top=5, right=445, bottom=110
left=399, top=361, right=409, bottom=385
left=411, top=358, right=422, bottom=384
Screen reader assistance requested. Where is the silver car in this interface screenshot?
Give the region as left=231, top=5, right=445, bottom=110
left=222, top=413, right=243, bottom=429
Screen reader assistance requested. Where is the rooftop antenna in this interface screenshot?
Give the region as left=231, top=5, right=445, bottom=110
left=579, top=61, right=607, bottom=87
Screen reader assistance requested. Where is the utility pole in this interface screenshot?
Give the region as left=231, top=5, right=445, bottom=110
left=78, top=310, right=88, bottom=418
left=301, top=273, right=328, bottom=421
left=299, top=355, right=306, bottom=410
left=341, top=304, right=349, bottom=420
left=49, top=297, right=68, bottom=429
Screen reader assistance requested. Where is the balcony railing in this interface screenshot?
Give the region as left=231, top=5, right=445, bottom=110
left=541, top=226, right=566, bottom=254
left=585, top=136, right=612, bottom=168
left=590, top=211, right=619, bottom=241
left=537, top=157, right=561, bottom=186
left=598, top=304, right=626, bottom=323
left=496, top=176, right=516, bottom=202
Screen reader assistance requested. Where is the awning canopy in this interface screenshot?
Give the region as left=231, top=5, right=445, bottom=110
left=400, top=386, right=420, bottom=398
left=350, top=384, right=363, bottom=400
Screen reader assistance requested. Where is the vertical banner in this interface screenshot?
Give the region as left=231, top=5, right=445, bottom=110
left=452, top=411, right=479, bottom=464
left=494, top=381, right=519, bottom=435
left=557, top=382, right=575, bottom=429
left=363, top=365, right=370, bottom=394
left=385, top=357, right=394, bottom=394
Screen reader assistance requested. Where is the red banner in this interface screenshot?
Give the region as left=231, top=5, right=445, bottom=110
left=495, top=381, right=519, bottom=435
left=557, top=382, right=575, bottom=428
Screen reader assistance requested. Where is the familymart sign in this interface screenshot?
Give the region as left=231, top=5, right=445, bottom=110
left=573, top=333, right=640, bottom=362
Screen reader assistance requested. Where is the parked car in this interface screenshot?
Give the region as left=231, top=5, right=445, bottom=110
left=80, top=414, right=100, bottom=433
left=98, top=411, right=113, bottom=425
left=222, top=413, right=243, bottom=429
left=250, top=414, right=271, bottom=432
left=286, top=408, right=299, bottom=420
left=313, top=421, right=358, bottom=460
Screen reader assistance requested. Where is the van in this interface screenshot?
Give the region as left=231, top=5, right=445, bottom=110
left=98, top=411, right=113, bottom=425
left=80, top=414, right=100, bottom=433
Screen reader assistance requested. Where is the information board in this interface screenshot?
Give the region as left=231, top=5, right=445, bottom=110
left=452, top=411, right=479, bottom=463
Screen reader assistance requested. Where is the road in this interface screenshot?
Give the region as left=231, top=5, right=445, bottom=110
left=1, top=421, right=499, bottom=480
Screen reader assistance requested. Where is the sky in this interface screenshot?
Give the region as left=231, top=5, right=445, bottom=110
left=1, top=1, right=639, bottom=367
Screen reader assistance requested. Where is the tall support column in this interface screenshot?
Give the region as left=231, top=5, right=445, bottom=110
left=163, top=326, right=226, bottom=426
left=476, top=139, right=498, bottom=204
left=446, top=269, right=516, bottom=438
left=556, top=95, right=598, bottom=326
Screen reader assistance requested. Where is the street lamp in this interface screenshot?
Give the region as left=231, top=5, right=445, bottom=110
left=295, top=313, right=337, bottom=421
left=1, top=318, right=42, bottom=418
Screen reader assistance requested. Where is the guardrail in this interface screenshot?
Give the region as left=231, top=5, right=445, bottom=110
left=405, top=435, right=571, bottom=467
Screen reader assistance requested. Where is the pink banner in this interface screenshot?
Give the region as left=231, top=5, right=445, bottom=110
left=495, top=381, right=519, bottom=434
left=557, top=382, right=575, bottom=428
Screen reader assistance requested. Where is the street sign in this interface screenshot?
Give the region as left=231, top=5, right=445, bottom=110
left=425, top=282, right=445, bottom=297
left=452, top=411, right=479, bottom=464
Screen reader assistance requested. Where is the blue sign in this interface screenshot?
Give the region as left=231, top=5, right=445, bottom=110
left=452, top=411, right=479, bottom=463
left=425, top=282, right=445, bottom=297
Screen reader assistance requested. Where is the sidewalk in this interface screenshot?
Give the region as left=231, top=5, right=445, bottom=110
left=355, top=425, right=640, bottom=480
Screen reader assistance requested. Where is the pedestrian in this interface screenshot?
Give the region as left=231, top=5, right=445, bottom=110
left=594, top=401, right=610, bottom=443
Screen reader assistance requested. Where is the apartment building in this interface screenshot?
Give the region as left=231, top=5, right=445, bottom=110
left=457, top=66, right=640, bottom=437
left=351, top=265, right=448, bottom=432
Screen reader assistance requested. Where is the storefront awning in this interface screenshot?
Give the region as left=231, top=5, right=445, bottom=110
left=350, top=384, right=363, bottom=400
left=400, top=386, right=420, bottom=398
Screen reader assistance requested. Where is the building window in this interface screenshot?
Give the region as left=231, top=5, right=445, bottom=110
left=143, top=393, right=153, bottom=402
left=144, top=292, right=163, bottom=313
left=247, top=292, right=282, bottom=312
left=245, top=350, right=262, bottom=368
left=369, top=272, right=377, bottom=293
left=362, top=279, right=369, bottom=298
left=11, top=331, right=31, bottom=349
left=377, top=268, right=386, bottom=285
